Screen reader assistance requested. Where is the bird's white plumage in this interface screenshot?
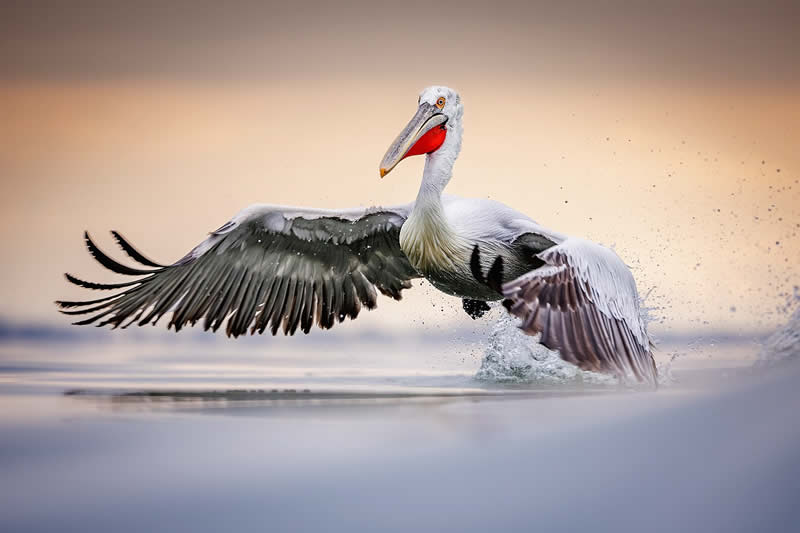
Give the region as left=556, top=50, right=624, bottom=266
left=440, top=195, right=567, bottom=245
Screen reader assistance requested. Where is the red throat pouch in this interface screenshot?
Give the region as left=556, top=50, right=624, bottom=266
left=403, top=126, right=447, bottom=159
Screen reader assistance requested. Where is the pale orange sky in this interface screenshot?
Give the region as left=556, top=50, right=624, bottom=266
left=1, top=1, right=798, bottom=334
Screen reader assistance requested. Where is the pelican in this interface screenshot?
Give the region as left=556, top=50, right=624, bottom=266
left=57, top=86, right=657, bottom=384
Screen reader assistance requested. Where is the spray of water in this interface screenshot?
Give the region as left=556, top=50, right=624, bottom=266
left=758, top=305, right=800, bottom=366
left=638, top=286, right=677, bottom=386
left=474, top=313, right=618, bottom=385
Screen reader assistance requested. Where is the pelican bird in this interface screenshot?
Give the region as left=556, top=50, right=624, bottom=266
left=57, top=86, right=657, bottom=384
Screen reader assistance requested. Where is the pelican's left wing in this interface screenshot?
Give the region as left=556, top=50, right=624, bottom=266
left=502, top=238, right=657, bottom=385
left=56, top=203, right=419, bottom=337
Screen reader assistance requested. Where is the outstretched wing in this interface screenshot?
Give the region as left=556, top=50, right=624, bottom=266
left=56, top=203, right=419, bottom=337
left=502, top=238, right=657, bottom=385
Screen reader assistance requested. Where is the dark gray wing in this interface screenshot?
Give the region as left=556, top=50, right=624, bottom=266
left=56, top=204, right=419, bottom=337
left=502, top=238, right=657, bottom=385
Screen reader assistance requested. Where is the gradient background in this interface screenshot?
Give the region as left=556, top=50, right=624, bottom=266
left=1, top=0, right=798, bottom=336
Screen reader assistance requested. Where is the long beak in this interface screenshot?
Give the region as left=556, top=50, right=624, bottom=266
left=379, top=102, right=447, bottom=178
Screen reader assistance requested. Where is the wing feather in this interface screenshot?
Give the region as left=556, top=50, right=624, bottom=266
left=84, top=232, right=159, bottom=276
left=64, top=273, right=142, bottom=291
left=503, top=237, right=656, bottom=385
left=111, top=231, right=166, bottom=268
left=58, top=204, right=418, bottom=337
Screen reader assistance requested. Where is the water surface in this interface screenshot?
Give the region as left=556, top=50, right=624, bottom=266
left=1, top=329, right=797, bottom=532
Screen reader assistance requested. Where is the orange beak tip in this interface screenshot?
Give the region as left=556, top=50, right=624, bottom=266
left=380, top=168, right=388, bottom=178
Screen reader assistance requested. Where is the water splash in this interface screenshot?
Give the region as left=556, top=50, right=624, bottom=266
left=474, top=314, right=618, bottom=385
left=758, top=306, right=800, bottom=366
left=636, top=286, right=682, bottom=387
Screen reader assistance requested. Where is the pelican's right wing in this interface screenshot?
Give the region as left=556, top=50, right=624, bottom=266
left=502, top=238, right=657, bottom=385
left=56, top=203, right=419, bottom=337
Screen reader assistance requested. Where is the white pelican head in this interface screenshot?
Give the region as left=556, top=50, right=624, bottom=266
left=379, top=86, right=463, bottom=178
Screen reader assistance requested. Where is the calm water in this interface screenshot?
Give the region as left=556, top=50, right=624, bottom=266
left=1, top=325, right=798, bottom=532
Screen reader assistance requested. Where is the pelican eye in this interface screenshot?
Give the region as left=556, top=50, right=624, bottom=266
left=435, top=97, right=446, bottom=109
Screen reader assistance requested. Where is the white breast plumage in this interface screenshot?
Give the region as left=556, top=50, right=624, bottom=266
left=399, top=207, right=469, bottom=273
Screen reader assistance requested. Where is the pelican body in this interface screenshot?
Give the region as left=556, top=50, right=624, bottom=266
left=58, top=86, right=657, bottom=384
